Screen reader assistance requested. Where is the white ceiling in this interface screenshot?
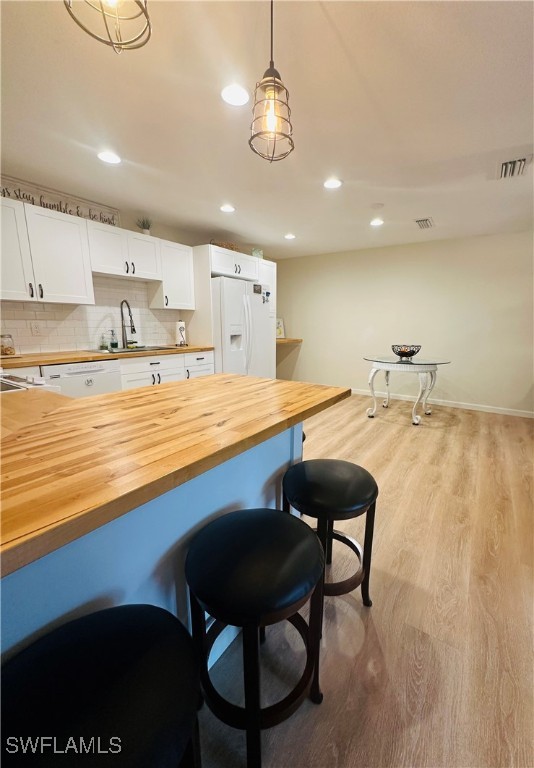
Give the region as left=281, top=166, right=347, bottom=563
left=1, top=0, right=533, bottom=260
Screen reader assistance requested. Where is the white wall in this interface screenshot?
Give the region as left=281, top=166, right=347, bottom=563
left=276, top=230, right=533, bottom=417
left=0, top=276, right=193, bottom=354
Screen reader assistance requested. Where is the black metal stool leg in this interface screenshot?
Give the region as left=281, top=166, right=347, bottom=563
left=189, top=592, right=209, bottom=676
left=308, top=575, right=324, bottom=704
left=179, top=717, right=202, bottom=768
left=315, top=515, right=329, bottom=637
left=242, top=624, right=262, bottom=768
left=361, top=501, right=376, bottom=607
left=325, top=519, right=334, bottom=564
left=282, top=492, right=290, bottom=514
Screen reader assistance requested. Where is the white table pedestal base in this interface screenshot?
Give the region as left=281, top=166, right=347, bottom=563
left=366, top=361, right=439, bottom=425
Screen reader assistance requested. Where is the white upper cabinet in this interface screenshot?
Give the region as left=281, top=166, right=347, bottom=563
left=148, top=240, right=195, bottom=310
left=209, top=245, right=258, bottom=281
left=1, top=200, right=95, bottom=305
left=127, top=231, right=162, bottom=280
left=87, top=220, right=129, bottom=277
left=1, top=198, right=35, bottom=301
left=88, top=221, right=162, bottom=281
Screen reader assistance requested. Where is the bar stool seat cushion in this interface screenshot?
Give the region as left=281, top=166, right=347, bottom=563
left=283, top=459, right=378, bottom=521
left=1, top=604, right=200, bottom=768
left=185, top=509, right=324, bottom=627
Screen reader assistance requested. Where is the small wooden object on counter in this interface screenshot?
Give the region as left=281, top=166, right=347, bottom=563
left=1, top=374, right=350, bottom=576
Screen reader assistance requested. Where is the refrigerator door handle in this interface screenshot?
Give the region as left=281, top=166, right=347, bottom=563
left=243, top=294, right=249, bottom=374
left=244, top=294, right=253, bottom=375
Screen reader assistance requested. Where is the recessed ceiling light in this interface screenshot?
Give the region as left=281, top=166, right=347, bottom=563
left=221, top=84, right=249, bottom=106
left=284, top=233, right=296, bottom=240
left=97, top=150, right=121, bottom=164
left=370, top=217, right=384, bottom=227
left=220, top=204, right=235, bottom=213
left=323, top=177, right=342, bottom=189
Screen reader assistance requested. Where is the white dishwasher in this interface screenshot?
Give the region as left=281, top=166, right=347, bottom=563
left=41, top=360, right=122, bottom=397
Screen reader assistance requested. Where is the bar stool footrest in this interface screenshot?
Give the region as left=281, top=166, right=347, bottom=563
left=201, top=613, right=317, bottom=731
left=323, top=529, right=365, bottom=597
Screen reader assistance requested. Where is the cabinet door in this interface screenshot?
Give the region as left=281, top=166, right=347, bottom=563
left=234, top=253, right=258, bottom=281
left=209, top=246, right=235, bottom=277
left=185, top=364, right=214, bottom=379
left=24, top=205, right=95, bottom=305
left=158, top=369, right=186, bottom=384
left=0, top=198, right=36, bottom=301
left=210, top=245, right=258, bottom=281
left=127, top=232, right=162, bottom=280
left=87, top=220, right=130, bottom=277
left=258, top=259, right=277, bottom=318
left=149, top=241, right=195, bottom=310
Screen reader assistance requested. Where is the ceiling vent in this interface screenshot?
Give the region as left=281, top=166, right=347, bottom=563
left=498, top=155, right=532, bottom=179
left=415, top=217, right=434, bottom=230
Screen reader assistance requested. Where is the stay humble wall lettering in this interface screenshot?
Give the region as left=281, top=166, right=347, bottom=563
left=0, top=175, right=120, bottom=226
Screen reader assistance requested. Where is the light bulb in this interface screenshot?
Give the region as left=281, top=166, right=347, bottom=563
left=262, top=84, right=281, bottom=137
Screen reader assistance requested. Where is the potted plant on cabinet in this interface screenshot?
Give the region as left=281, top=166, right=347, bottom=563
left=136, top=217, right=152, bottom=235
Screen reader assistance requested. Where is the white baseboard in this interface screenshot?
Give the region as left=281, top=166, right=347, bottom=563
left=350, top=388, right=534, bottom=419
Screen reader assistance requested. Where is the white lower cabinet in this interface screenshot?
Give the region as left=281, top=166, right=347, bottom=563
left=184, top=351, right=214, bottom=380
left=120, top=354, right=186, bottom=391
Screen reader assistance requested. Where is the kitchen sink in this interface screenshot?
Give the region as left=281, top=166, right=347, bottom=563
left=85, top=346, right=176, bottom=354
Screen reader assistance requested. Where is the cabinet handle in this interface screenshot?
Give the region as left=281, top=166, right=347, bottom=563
left=131, top=262, right=135, bottom=274
left=234, top=264, right=238, bottom=274
left=196, top=357, right=204, bottom=361
left=149, top=361, right=160, bottom=365
left=125, top=261, right=129, bottom=274
left=29, top=282, right=34, bottom=298
left=165, top=295, right=168, bottom=306
left=151, top=373, right=155, bottom=385
left=157, top=373, right=161, bottom=384
left=186, top=369, right=190, bottom=379
left=238, top=265, right=241, bottom=274
left=38, top=284, right=44, bottom=299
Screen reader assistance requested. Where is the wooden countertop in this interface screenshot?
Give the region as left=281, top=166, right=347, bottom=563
left=1, top=390, right=71, bottom=439
left=276, top=338, right=303, bottom=346
left=1, top=375, right=350, bottom=576
left=0, top=346, right=214, bottom=369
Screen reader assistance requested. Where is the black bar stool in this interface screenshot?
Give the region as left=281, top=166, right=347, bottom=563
left=283, top=459, right=378, bottom=606
left=1, top=604, right=202, bottom=768
left=185, top=508, right=324, bottom=768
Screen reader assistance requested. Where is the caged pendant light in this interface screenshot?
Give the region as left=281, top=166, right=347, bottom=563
left=64, top=0, right=151, bottom=54
left=249, top=0, right=294, bottom=162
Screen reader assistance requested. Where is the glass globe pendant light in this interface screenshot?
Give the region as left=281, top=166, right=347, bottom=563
left=249, top=0, right=294, bottom=162
left=64, top=0, right=151, bottom=54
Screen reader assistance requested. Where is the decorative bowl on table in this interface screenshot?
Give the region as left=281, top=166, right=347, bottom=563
left=392, top=345, right=421, bottom=359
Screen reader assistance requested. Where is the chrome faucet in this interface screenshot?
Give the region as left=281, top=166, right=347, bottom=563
left=120, top=299, right=136, bottom=349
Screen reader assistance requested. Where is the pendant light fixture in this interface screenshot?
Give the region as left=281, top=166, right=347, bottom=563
left=64, top=0, right=151, bottom=54
left=249, top=0, right=294, bottom=162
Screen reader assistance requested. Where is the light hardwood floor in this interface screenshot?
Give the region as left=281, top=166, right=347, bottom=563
left=198, top=395, right=533, bottom=768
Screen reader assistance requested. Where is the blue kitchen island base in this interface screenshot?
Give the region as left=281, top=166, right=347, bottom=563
left=1, top=425, right=303, bottom=662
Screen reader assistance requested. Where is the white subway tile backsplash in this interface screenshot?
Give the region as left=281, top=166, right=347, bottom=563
left=1, top=276, right=184, bottom=353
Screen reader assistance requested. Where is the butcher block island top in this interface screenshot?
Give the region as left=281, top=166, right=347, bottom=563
left=1, top=374, right=350, bottom=576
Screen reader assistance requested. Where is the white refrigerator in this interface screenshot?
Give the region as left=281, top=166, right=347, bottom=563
left=211, top=276, right=276, bottom=377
